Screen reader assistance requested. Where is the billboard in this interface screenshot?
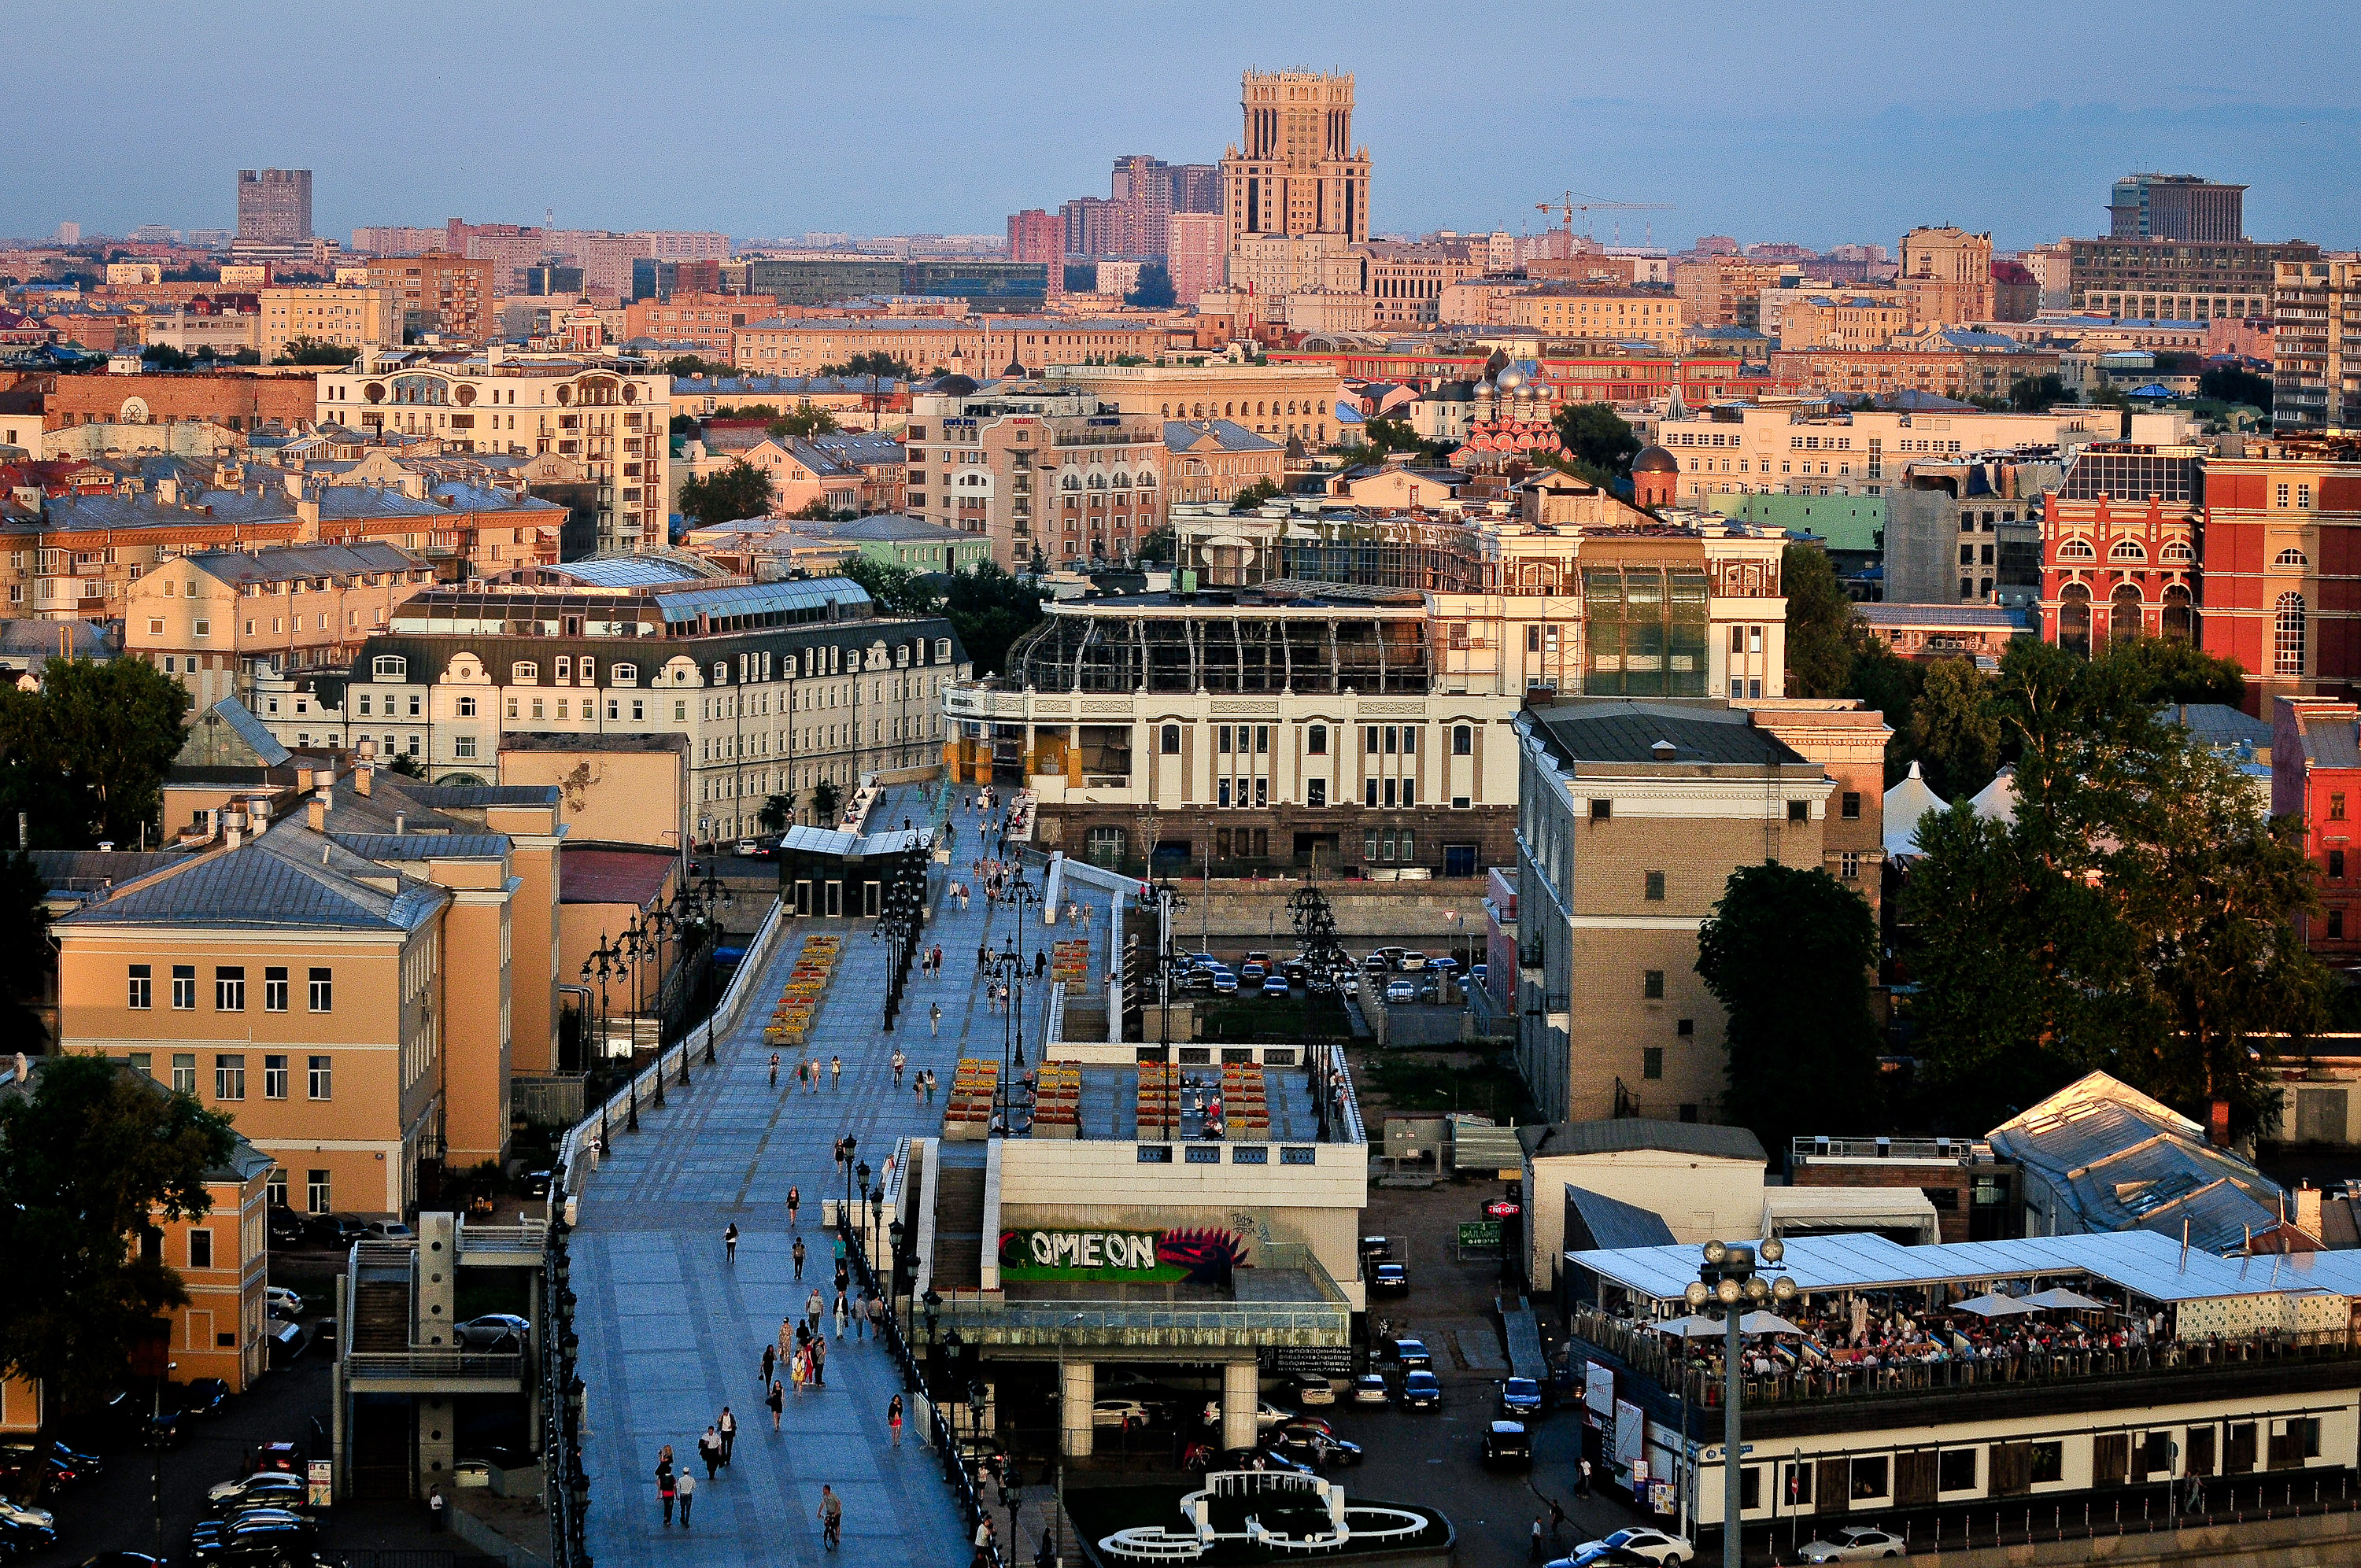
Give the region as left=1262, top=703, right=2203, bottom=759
left=996, top=1226, right=1246, bottom=1285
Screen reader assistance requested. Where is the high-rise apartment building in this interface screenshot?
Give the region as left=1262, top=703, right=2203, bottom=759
left=1110, top=154, right=1174, bottom=256
left=1220, top=69, right=1370, bottom=253
left=2109, top=174, right=2246, bottom=242
left=236, top=168, right=312, bottom=244
left=1007, top=208, right=1062, bottom=270
left=364, top=252, right=494, bottom=341
left=1169, top=164, right=1221, bottom=215
left=2274, top=256, right=2361, bottom=435
left=1898, top=226, right=1993, bottom=327
left=1165, top=212, right=1225, bottom=305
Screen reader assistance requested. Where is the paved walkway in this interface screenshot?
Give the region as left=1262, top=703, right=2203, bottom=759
left=573, top=784, right=1105, bottom=1568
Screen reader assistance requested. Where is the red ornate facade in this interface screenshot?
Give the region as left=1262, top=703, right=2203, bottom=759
left=2038, top=444, right=2201, bottom=653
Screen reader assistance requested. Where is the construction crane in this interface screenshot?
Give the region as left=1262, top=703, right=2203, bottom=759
left=1535, top=190, right=1673, bottom=240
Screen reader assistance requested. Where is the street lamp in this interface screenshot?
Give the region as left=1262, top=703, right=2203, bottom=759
left=1683, top=1237, right=1796, bottom=1568
left=154, top=1357, right=177, bottom=1562
left=1053, top=1312, right=1086, bottom=1567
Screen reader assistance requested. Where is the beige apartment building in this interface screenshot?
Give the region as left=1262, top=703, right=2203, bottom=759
left=1040, top=360, right=1343, bottom=445
left=1778, top=293, right=1910, bottom=350
left=127, top=541, right=436, bottom=711
left=1899, top=227, right=1995, bottom=327
left=1656, top=404, right=2112, bottom=501
left=58, top=758, right=566, bottom=1216
left=905, top=382, right=1166, bottom=568
left=1511, top=700, right=1833, bottom=1126
left=1509, top=290, right=1683, bottom=348
left=260, top=286, right=399, bottom=360
left=730, top=316, right=1168, bottom=379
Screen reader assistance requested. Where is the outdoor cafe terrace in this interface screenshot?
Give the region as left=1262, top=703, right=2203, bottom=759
left=1566, top=1230, right=2361, bottom=1412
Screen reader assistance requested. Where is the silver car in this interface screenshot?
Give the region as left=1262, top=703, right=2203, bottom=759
left=1800, top=1526, right=1906, bottom=1562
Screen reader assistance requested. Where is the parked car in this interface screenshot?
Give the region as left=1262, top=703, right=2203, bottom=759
left=187, top=1508, right=319, bottom=1568
left=0, top=1500, right=54, bottom=1533
left=523, top=1170, right=553, bottom=1199
left=205, top=1473, right=309, bottom=1516
left=1238, top=961, right=1268, bottom=983
left=1305, top=972, right=1338, bottom=995
left=1370, top=1262, right=1409, bottom=1295
left=246, top=1443, right=305, bottom=1476
left=265, top=1209, right=309, bottom=1248
left=1090, top=1398, right=1158, bottom=1431
left=1384, top=980, right=1417, bottom=1004
left=1798, top=1526, right=1906, bottom=1562
left=1429, top=956, right=1461, bottom=976
left=1358, top=1235, right=1393, bottom=1262
left=0, top=1518, right=58, bottom=1557
left=1252, top=1400, right=1295, bottom=1431
left=361, top=1219, right=413, bottom=1241
left=1401, top=1371, right=1441, bottom=1409
left=1395, top=951, right=1428, bottom=972
left=1349, top=1373, right=1390, bottom=1405
left=1175, top=968, right=1214, bottom=994
left=1470, top=963, right=1487, bottom=985
left=1545, top=1550, right=1654, bottom=1568
left=305, top=1213, right=366, bottom=1249
left=264, top=1286, right=304, bottom=1321
left=1417, top=979, right=1443, bottom=1004
left=1575, top=1528, right=1693, bottom=1566
left=1288, top=1373, right=1336, bottom=1406
left=145, top=1410, right=184, bottom=1451
left=1278, top=959, right=1310, bottom=983
left=1259, top=976, right=1290, bottom=998
left=78, top=1555, right=168, bottom=1568
left=456, top=1314, right=531, bottom=1350
left=1208, top=968, right=1239, bottom=995
left=1498, top=1377, right=1544, bottom=1418
left=178, top=1378, right=231, bottom=1417
left=1388, top=1337, right=1433, bottom=1370
left=1269, top=1428, right=1362, bottom=1469
left=1482, top=1419, right=1532, bottom=1467
left=0, top=1439, right=99, bottom=1489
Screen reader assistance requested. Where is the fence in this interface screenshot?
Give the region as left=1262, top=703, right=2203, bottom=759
left=510, top=1075, right=589, bottom=1127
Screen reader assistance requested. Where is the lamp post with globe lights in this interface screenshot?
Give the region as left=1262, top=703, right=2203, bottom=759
left=1683, top=1237, right=1797, bottom=1568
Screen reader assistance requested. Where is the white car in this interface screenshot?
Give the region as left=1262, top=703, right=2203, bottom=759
left=0, top=1497, right=54, bottom=1530
left=1349, top=1373, right=1391, bottom=1404
left=1254, top=1400, right=1295, bottom=1431
left=264, top=1286, right=304, bottom=1319
left=362, top=1219, right=414, bottom=1240
left=1800, top=1526, right=1906, bottom=1562
left=1384, top=979, right=1417, bottom=1004
left=1578, top=1527, right=1692, bottom=1566
left=1091, top=1398, right=1158, bottom=1430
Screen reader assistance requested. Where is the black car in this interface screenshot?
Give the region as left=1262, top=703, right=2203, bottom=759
left=523, top=1171, right=553, bottom=1199
left=1388, top=1336, right=1433, bottom=1371
left=146, top=1410, right=184, bottom=1451
left=0, top=1519, right=58, bottom=1558
left=0, top=1439, right=101, bottom=1488
left=189, top=1508, right=318, bottom=1567
left=79, top=1555, right=168, bottom=1568
left=1545, top=1550, right=1655, bottom=1568
left=1401, top=1371, right=1442, bottom=1409
left=1370, top=1261, right=1409, bottom=1296
left=1498, top=1377, right=1544, bottom=1419
left=1269, top=1428, right=1362, bottom=1470
left=178, top=1378, right=231, bottom=1417
left=265, top=1209, right=309, bottom=1247
left=1482, top=1420, right=1532, bottom=1467
left=305, top=1213, right=366, bottom=1249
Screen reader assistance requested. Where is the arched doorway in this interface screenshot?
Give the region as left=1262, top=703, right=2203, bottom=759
left=2109, top=584, right=2145, bottom=647
left=2161, top=585, right=2193, bottom=641
left=2058, top=584, right=2091, bottom=656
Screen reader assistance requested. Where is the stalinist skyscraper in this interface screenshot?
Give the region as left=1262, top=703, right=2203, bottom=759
left=1219, top=69, right=1371, bottom=249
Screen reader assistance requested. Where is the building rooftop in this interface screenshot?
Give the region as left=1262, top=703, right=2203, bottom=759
left=57, top=822, right=449, bottom=934
left=1525, top=701, right=1808, bottom=770
left=1520, top=1117, right=1767, bottom=1164
left=1856, top=602, right=2028, bottom=631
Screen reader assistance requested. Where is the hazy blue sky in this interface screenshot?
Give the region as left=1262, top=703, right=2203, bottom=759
left=6, top=1, right=2356, bottom=252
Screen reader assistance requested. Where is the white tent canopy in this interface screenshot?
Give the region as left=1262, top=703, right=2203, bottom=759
left=1883, top=760, right=1949, bottom=857
left=1953, top=1292, right=2041, bottom=1317
left=2021, top=1286, right=2108, bottom=1311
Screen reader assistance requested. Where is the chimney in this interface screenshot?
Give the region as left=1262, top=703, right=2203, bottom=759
left=2296, top=1182, right=2323, bottom=1238
left=394, top=810, right=405, bottom=836
left=2208, top=1098, right=2231, bottom=1147
left=296, top=492, right=320, bottom=537
left=224, top=808, right=246, bottom=850
left=156, top=476, right=179, bottom=507
left=354, top=736, right=375, bottom=797
left=308, top=796, right=326, bottom=832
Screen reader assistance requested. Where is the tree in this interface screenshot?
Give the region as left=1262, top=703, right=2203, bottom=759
left=2008, top=374, right=2070, bottom=412
left=818, top=352, right=914, bottom=379
left=1132, top=526, right=1177, bottom=563
left=275, top=336, right=357, bottom=367
left=661, top=354, right=736, bottom=380
left=1229, top=478, right=1282, bottom=513
left=759, top=793, right=796, bottom=834
left=837, top=555, right=934, bottom=618
left=1845, top=636, right=1923, bottom=772
left=1550, top=402, right=1642, bottom=478
left=944, top=561, right=1051, bottom=677
left=1908, top=659, right=2002, bottom=799
left=811, top=780, right=841, bottom=825
left=1125, top=264, right=1175, bottom=309
left=0, top=1055, right=236, bottom=1426
left=0, top=658, right=192, bottom=848
left=2096, top=634, right=2244, bottom=709
left=1780, top=544, right=1855, bottom=698
left=1697, top=863, right=1884, bottom=1161
left=2198, top=364, right=2272, bottom=412
left=767, top=404, right=841, bottom=439
left=676, top=460, right=774, bottom=528
left=388, top=754, right=424, bottom=778
left=785, top=498, right=849, bottom=522
left=139, top=343, right=194, bottom=371
left=0, top=853, right=53, bottom=1046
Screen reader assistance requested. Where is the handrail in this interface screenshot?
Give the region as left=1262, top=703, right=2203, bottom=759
left=345, top=1349, right=526, bottom=1379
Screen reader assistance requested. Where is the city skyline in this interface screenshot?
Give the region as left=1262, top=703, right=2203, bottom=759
left=3, top=0, right=2357, bottom=253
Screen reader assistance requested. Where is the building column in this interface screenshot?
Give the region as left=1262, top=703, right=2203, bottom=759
left=1221, top=1360, right=1258, bottom=1452
left=1060, top=1358, right=1095, bottom=1459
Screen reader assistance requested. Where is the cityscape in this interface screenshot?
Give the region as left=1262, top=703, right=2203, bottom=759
left=4, top=17, right=2361, bottom=1568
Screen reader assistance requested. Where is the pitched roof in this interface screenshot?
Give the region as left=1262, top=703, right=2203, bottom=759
left=1563, top=1184, right=1679, bottom=1251
left=186, top=541, right=421, bottom=588
left=1883, top=760, right=1948, bottom=856
left=1163, top=419, right=1284, bottom=455
left=57, top=825, right=448, bottom=934
left=1527, top=701, right=1802, bottom=769
left=1519, top=1118, right=1766, bottom=1164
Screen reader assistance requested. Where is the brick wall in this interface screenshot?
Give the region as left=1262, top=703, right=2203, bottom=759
left=46, top=372, right=318, bottom=433
left=1791, top=1161, right=1974, bottom=1242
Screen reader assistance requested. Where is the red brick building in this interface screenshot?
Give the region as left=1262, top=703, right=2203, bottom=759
left=621, top=292, right=772, bottom=358
left=2038, top=443, right=2202, bottom=652
left=2200, top=437, right=2361, bottom=715
left=1007, top=209, right=1062, bottom=271
left=2272, top=696, right=2361, bottom=956
left=44, top=372, right=318, bottom=434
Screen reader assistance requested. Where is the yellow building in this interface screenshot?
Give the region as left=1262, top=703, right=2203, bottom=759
left=259, top=285, right=399, bottom=361
left=1509, top=290, right=1683, bottom=348
left=1779, top=293, right=1911, bottom=350
left=1899, top=226, right=1995, bottom=327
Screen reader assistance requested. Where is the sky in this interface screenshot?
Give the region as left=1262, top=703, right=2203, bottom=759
left=5, top=0, right=2358, bottom=253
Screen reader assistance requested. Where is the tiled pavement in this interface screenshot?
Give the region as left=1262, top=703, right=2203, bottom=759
left=573, top=786, right=1101, bottom=1568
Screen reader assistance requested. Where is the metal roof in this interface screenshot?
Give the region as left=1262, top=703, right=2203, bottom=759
left=545, top=555, right=711, bottom=588
left=1569, top=1228, right=2350, bottom=1307
left=58, top=828, right=445, bottom=933
left=331, top=833, right=512, bottom=861
left=1520, top=1118, right=1766, bottom=1163
left=1564, top=1184, right=1679, bottom=1252
left=1526, top=703, right=1804, bottom=770
left=205, top=696, right=294, bottom=768
left=652, top=578, right=873, bottom=623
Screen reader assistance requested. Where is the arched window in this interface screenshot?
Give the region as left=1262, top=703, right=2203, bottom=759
left=1111, top=471, right=1131, bottom=489
left=2160, top=539, right=2194, bottom=563
left=2109, top=583, right=2144, bottom=645
left=2275, top=548, right=2309, bottom=568
left=1136, top=469, right=1155, bottom=487
left=2058, top=583, right=2092, bottom=656
left=2276, top=592, right=2307, bottom=675
left=1087, top=472, right=1107, bottom=490
left=2162, top=584, right=2193, bottom=641
left=2108, top=540, right=2147, bottom=562
left=2056, top=537, right=2096, bottom=560
left=1061, top=473, right=1080, bottom=491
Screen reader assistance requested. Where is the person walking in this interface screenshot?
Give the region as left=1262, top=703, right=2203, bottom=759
left=768, top=1378, right=784, bottom=1430
left=676, top=1468, right=694, bottom=1527
left=834, top=1293, right=848, bottom=1340
left=867, top=1293, right=886, bottom=1341
left=806, top=1286, right=825, bottom=1335
left=761, top=1341, right=777, bottom=1389
left=830, top=1054, right=842, bottom=1090
left=699, top=1425, right=721, bottom=1480
left=972, top=1512, right=996, bottom=1567
left=886, top=1393, right=904, bottom=1447
left=1529, top=1516, right=1546, bottom=1562
left=791, top=1345, right=807, bottom=1397
left=428, top=1485, right=444, bottom=1532
left=723, top=1221, right=738, bottom=1263
left=793, top=1236, right=807, bottom=1281
left=1577, top=1457, right=1593, bottom=1497
left=811, top=1333, right=828, bottom=1387
left=718, top=1407, right=736, bottom=1467
left=787, top=1186, right=800, bottom=1229
left=818, top=1484, right=844, bottom=1551
left=778, top=1315, right=795, bottom=1363
left=925, top=1068, right=938, bottom=1104
left=769, top=1052, right=780, bottom=1088
left=896, top=1046, right=911, bottom=1083
left=656, top=1454, right=677, bottom=1526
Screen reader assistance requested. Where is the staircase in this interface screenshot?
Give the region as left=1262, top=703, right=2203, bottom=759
left=353, top=1282, right=410, bottom=1353
left=931, top=1162, right=987, bottom=1290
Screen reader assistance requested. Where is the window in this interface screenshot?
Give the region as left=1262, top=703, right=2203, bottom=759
left=172, top=965, right=195, bottom=1009
left=373, top=655, right=406, bottom=680
left=128, top=964, right=152, bottom=1009
left=214, top=966, right=245, bottom=1011
left=264, top=1054, right=288, bottom=1099
left=1842, top=791, right=1861, bottom=820
left=188, top=1229, right=212, bottom=1270
left=455, top=736, right=477, bottom=759
left=1643, top=970, right=1665, bottom=999
left=1787, top=799, right=1809, bottom=824
left=264, top=966, right=288, bottom=1012
left=1306, top=778, right=1326, bottom=808
left=2030, top=1441, right=2065, bottom=1485
left=1644, top=871, right=1665, bottom=901
left=513, top=661, right=538, bottom=683
left=2333, top=793, right=2348, bottom=823
left=1453, top=724, right=1472, bottom=755
left=1590, top=799, right=1613, bottom=821
left=2332, top=850, right=2346, bottom=880
left=2275, top=548, right=2308, bottom=568
left=2276, top=592, right=2307, bottom=676
left=1849, top=1456, right=1890, bottom=1500
left=2330, top=909, right=2345, bottom=940
left=309, top=967, right=332, bottom=1011
left=307, top=1054, right=333, bottom=1100
left=172, top=1053, right=196, bottom=1094
left=1842, top=850, right=1860, bottom=879
left=1939, top=1449, right=1978, bottom=1492
left=265, top=1168, right=286, bottom=1208
left=306, top=1168, right=332, bottom=1215
left=1365, top=726, right=1380, bottom=754
left=456, top=695, right=477, bottom=718
left=1160, top=725, right=1180, bottom=754
left=1217, top=725, right=1232, bottom=754
left=215, top=1053, right=246, bottom=1101
left=1642, top=1047, right=1664, bottom=1079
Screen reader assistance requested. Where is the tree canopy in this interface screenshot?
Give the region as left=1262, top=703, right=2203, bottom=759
left=2198, top=364, right=2272, bottom=412
left=1124, top=264, right=1176, bottom=309
left=0, top=657, right=192, bottom=848
left=275, top=336, right=357, bottom=367
left=1780, top=544, right=1855, bottom=699
left=1229, top=478, right=1282, bottom=514
left=835, top=557, right=1048, bottom=677
left=676, top=460, right=774, bottom=528
left=0, top=853, right=53, bottom=1046
left=1550, top=402, right=1642, bottom=479
left=818, top=352, right=914, bottom=379
left=767, top=404, right=841, bottom=439
left=1697, top=862, right=1885, bottom=1161
left=661, top=354, right=737, bottom=380
left=0, top=1056, right=236, bottom=1422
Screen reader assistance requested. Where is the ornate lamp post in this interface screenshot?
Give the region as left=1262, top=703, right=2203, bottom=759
left=1683, top=1238, right=1797, bottom=1568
